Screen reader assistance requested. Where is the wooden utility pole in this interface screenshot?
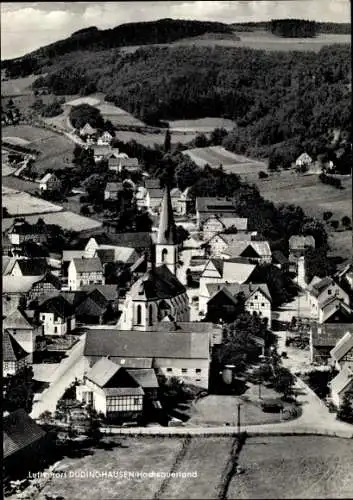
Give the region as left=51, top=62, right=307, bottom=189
left=237, top=403, right=242, bottom=434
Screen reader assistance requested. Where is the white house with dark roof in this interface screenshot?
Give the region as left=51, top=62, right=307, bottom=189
left=97, top=131, right=113, bottom=146
left=307, top=277, right=350, bottom=320
left=196, top=197, right=239, bottom=230
left=329, top=365, right=353, bottom=408
left=83, top=328, right=210, bottom=388
left=205, top=232, right=255, bottom=258
left=295, top=152, right=313, bottom=167
left=39, top=172, right=61, bottom=192
left=104, top=182, right=123, bottom=200
left=76, top=357, right=144, bottom=420
left=37, top=295, right=76, bottom=336
left=330, top=331, right=353, bottom=371
left=68, top=257, right=104, bottom=291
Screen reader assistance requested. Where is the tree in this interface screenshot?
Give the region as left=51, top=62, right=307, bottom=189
left=3, top=366, right=35, bottom=414
left=69, top=104, right=104, bottom=130
left=337, top=388, right=353, bottom=423
left=273, top=367, right=295, bottom=399
left=341, top=215, right=352, bottom=228
left=323, top=211, right=333, bottom=221
left=164, top=129, right=171, bottom=153
left=210, top=127, right=228, bottom=146
left=258, top=170, right=269, bottom=179
left=194, top=133, right=209, bottom=148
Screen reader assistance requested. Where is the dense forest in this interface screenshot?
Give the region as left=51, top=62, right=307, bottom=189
left=270, top=19, right=317, bottom=38
left=31, top=43, right=351, bottom=162
left=2, top=18, right=232, bottom=77
left=230, top=21, right=351, bottom=35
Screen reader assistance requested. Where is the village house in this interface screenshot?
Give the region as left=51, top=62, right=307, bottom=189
left=68, top=257, right=104, bottom=291
left=195, top=197, right=239, bottom=230
left=221, top=240, right=272, bottom=264
left=295, top=152, right=313, bottom=168
left=104, top=182, right=123, bottom=201
left=329, top=365, right=353, bottom=408
left=309, top=323, right=353, bottom=364
left=79, top=123, right=97, bottom=145
left=319, top=297, right=353, bottom=324
left=83, top=232, right=153, bottom=256
left=83, top=328, right=210, bottom=388
left=145, top=188, right=165, bottom=212
left=288, top=235, right=315, bottom=273
left=202, top=214, right=248, bottom=241
left=108, top=156, right=139, bottom=173
left=3, top=410, right=49, bottom=480
left=76, top=357, right=145, bottom=422
left=9, top=258, right=49, bottom=277
left=205, top=232, right=255, bottom=258
left=97, top=131, right=113, bottom=146
left=3, top=330, right=30, bottom=377
left=198, top=258, right=257, bottom=315
left=176, top=187, right=193, bottom=216
left=307, top=277, right=350, bottom=321
left=39, top=172, right=62, bottom=192
left=205, top=282, right=272, bottom=327
left=6, top=218, right=51, bottom=246
left=37, top=295, right=76, bottom=336
left=330, top=331, right=353, bottom=371
left=92, top=145, right=112, bottom=163
left=3, top=308, right=42, bottom=362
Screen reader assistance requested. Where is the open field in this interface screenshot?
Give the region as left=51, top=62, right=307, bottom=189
left=172, top=31, right=351, bottom=52
left=2, top=211, right=102, bottom=232
left=1, top=74, right=41, bottom=96
left=244, top=170, right=352, bottom=259
left=2, top=187, right=63, bottom=216
left=228, top=436, right=353, bottom=499
left=119, top=31, right=351, bottom=54
left=2, top=124, right=74, bottom=173
left=2, top=136, right=31, bottom=146
left=115, top=129, right=199, bottom=147
left=97, top=103, right=146, bottom=128
left=37, top=435, right=353, bottom=500
left=2, top=176, right=39, bottom=192
left=183, top=146, right=266, bottom=174
left=64, top=96, right=101, bottom=107
left=168, top=117, right=236, bottom=132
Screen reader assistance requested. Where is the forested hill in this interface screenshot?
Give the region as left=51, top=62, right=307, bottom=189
left=2, top=18, right=232, bottom=76
left=230, top=20, right=351, bottom=35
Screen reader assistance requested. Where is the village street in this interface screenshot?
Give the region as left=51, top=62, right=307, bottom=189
left=31, top=334, right=86, bottom=419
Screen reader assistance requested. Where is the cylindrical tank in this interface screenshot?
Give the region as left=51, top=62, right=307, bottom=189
left=222, top=365, right=235, bottom=385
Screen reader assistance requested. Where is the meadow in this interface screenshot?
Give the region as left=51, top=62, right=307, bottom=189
left=2, top=187, right=63, bottom=216
left=36, top=435, right=353, bottom=500
left=244, top=170, right=352, bottom=259
left=1, top=74, right=41, bottom=96
left=227, top=435, right=353, bottom=499
left=168, top=117, right=236, bottom=132
left=2, top=211, right=102, bottom=233
left=115, top=129, right=199, bottom=147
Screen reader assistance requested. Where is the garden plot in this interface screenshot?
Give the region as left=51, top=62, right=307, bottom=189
left=2, top=188, right=63, bottom=216
left=228, top=436, right=353, bottom=499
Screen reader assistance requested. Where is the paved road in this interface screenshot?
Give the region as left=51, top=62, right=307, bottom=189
left=31, top=335, right=86, bottom=419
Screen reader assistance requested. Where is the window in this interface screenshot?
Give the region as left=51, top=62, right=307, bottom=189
left=133, top=398, right=140, bottom=405
left=136, top=304, right=142, bottom=325
left=181, top=368, right=188, bottom=374
left=328, top=289, right=332, bottom=295
left=54, top=326, right=58, bottom=333
left=254, top=295, right=258, bottom=300
left=41, top=314, right=45, bottom=320
left=196, top=369, right=201, bottom=374
left=161, top=248, right=168, bottom=262
left=166, top=368, right=172, bottom=373
left=250, top=302, right=254, bottom=307
left=261, top=303, right=265, bottom=307
left=149, top=304, right=153, bottom=326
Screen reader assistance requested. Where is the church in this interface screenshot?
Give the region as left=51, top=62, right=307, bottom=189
left=118, top=186, right=190, bottom=331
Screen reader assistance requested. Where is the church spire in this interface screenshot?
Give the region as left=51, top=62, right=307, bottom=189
left=157, top=186, right=177, bottom=245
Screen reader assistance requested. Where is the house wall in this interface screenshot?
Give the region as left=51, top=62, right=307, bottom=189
left=2, top=294, right=23, bottom=317
left=245, top=292, right=272, bottom=328
left=207, top=236, right=229, bottom=257
left=39, top=312, right=67, bottom=336
left=6, top=327, right=39, bottom=361
left=155, top=357, right=209, bottom=389
left=3, top=358, right=27, bottom=377
left=29, top=281, right=60, bottom=301
left=68, top=261, right=104, bottom=291
left=9, top=262, right=24, bottom=277
left=202, top=219, right=224, bottom=241
left=309, top=285, right=350, bottom=319
left=83, top=378, right=107, bottom=415
left=335, top=347, right=353, bottom=371
left=331, top=381, right=353, bottom=408
left=106, top=395, right=143, bottom=414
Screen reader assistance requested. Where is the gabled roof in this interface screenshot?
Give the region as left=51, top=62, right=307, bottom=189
left=92, top=145, right=111, bottom=156
left=203, top=258, right=257, bottom=284
left=71, top=258, right=103, bottom=273
left=3, top=308, right=34, bottom=330
left=3, top=275, right=46, bottom=294
left=86, top=232, right=152, bottom=250
left=330, top=332, right=353, bottom=362
left=320, top=297, right=353, bottom=320
left=62, top=249, right=86, bottom=262
left=4, top=409, right=46, bottom=459
left=86, top=357, right=121, bottom=387
left=94, top=246, right=137, bottom=264
left=38, top=295, right=74, bottom=319
left=148, top=188, right=164, bottom=199
left=7, top=219, right=50, bottom=235
left=103, top=387, right=144, bottom=396
left=84, top=330, right=210, bottom=360
left=203, top=215, right=247, bottom=231
left=3, top=330, right=29, bottom=362
left=80, top=123, right=97, bottom=136
left=144, top=178, right=160, bottom=189
left=127, top=369, right=159, bottom=389
left=329, top=365, right=353, bottom=395
left=81, top=284, right=119, bottom=301
left=206, top=282, right=272, bottom=303
left=129, top=265, right=186, bottom=301
left=59, top=290, right=87, bottom=307
left=76, top=294, right=107, bottom=317
left=13, top=258, right=49, bottom=276
left=119, top=157, right=139, bottom=168
left=311, top=277, right=342, bottom=299
left=296, top=152, right=312, bottom=163
left=223, top=241, right=272, bottom=259
left=2, top=256, right=17, bottom=275
left=157, top=187, right=177, bottom=245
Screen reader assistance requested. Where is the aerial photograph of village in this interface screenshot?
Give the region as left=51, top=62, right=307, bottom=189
left=1, top=0, right=352, bottom=499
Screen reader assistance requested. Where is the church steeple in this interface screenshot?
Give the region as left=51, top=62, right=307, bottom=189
left=155, top=186, right=178, bottom=274
left=157, top=186, right=177, bottom=245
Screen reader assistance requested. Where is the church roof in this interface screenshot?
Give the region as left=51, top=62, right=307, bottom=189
left=157, top=187, right=177, bottom=245
left=129, top=265, right=186, bottom=300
